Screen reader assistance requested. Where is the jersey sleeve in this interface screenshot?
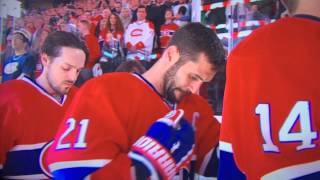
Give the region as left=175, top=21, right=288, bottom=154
left=180, top=95, right=220, bottom=176
left=0, top=84, right=22, bottom=177
left=46, top=77, right=131, bottom=179
left=194, top=97, right=220, bottom=175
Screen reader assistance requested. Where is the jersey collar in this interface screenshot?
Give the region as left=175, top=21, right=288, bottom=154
left=132, top=73, right=177, bottom=110
left=22, top=76, right=67, bottom=106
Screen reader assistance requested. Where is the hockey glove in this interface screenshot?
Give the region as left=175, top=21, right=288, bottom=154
left=129, top=109, right=195, bottom=180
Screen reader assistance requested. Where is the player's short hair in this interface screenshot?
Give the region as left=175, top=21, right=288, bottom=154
left=41, top=31, right=89, bottom=65
left=168, top=22, right=225, bottom=71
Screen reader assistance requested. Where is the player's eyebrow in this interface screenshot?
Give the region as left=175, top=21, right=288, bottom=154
left=64, top=62, right=83, bottom=70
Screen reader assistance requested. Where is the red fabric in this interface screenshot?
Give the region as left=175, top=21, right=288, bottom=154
left=220, top=17, right=320, bottom=179
left=160, top=23, right=179, bottom=49
left=47, top=73, right=220, bottom=178
left=0, top=77, right=77, bottom=176
left=84, top=34, right=101, bottom=69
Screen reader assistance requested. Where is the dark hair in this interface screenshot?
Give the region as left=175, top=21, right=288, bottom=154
left=178, top=6, right=187, bottom=15
left=168, top=22, right=225, bottom=71
left=115, top=60, right=146, bottom=74
left=106, top=13, right=124, bottom=33
left=41, top=31, right=89, bottom=65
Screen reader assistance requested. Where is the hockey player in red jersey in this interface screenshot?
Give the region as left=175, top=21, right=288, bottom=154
left=219, top=0, right=320, bottom=179
left=46, top=22, right=225, bottom=179
left=0, top=31, right=88, bottom=179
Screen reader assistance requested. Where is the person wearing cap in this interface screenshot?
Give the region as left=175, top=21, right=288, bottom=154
left=1, top=29, right=36, bottom=83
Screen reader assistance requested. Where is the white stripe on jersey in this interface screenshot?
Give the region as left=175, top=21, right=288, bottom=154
left=199, top=148, right=214, bottom=175
left=219, top=141, right=233, bottom=153
left=49, top=159, right=111, bottom=172
left=10, top=142, right=47, bottom=151
left=214, top=115, right=222, bottom=124
left=3, top=173, right=48, bottom=179
left=262, top=160, right=320, bottom=180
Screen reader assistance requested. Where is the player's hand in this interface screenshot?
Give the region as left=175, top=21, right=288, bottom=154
left=129, top=109, right=195, bottom=180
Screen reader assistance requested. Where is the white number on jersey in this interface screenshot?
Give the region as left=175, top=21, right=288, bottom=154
left=56, top=118, right=89, bottom=150
left=256, top=101, right=317, bottom=152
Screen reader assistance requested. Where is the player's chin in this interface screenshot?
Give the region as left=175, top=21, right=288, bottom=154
left=174, top=91, right=189, bottom=102
left=60, top=85, right=72, bottom=95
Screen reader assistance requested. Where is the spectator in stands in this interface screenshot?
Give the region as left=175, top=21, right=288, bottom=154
left=2, top=29, right=36, bottom=83
left=112, top=1, right=123, bottom=15
left=174, top=6, right=189, bottom=27
left=160, top=9, right=179, bottom=51
left=101, top=13, right=125, bottom=47
left=125, top=5, right=155, bottom=59
left=76, top=19, right=101, bottom=85
left=172, top=0, right=190, bottom=21
left=146, top=0, right=171, bottom=50
left=129, top=0, right=140, bottom=22
left=119, top=7, right=132, bottom=29
left=31, top=27, right=52, bottom=78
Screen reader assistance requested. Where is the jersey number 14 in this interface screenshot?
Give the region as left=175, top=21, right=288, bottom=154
left=255, top=101, right=317, bottom=153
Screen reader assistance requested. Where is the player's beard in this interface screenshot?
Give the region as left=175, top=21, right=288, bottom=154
left=47, top=73, right=72, bottom=96
left=163, top=59, right=191, bottom=103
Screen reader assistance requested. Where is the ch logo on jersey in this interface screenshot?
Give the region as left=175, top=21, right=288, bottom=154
left=130, top=28, right=143, bottom=37
left=4, top=62, right=19, bottom=74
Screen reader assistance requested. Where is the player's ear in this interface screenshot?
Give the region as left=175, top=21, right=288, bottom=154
left=165, top=45, right=180, bottom=65
left=40, top=53, right=50, bottom=68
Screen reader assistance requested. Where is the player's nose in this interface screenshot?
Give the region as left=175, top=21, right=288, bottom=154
left=188, top=81, right=202, bottom=94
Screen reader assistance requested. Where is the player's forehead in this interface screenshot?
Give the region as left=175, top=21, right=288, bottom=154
left=52, top=47, right=85, bottom=67
left=181, top=54, right=215, bottom=82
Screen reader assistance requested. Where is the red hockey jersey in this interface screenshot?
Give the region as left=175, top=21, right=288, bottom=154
left=219, top=16, right=320, bottom=179
left=0, top=76, right=77, bottom=179
left=160, top=23, right=179, bottom=49
left=46, top=72, right=220, bottom=179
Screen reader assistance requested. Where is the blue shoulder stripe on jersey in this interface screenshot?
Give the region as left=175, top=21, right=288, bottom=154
left=2, top=149, right=45, bottom=177
left=294, top=172, right=320, bottom=180
left=218, top=150, right=246, bottom=180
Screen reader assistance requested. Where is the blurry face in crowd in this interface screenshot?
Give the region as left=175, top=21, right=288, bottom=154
left=100, top=18, right=108, bottom=30
left=115, top=2, right=122, bottom=13
left=141, top=0, right=150, bottom=5
left=12, top=33, right=27, bottom=50
left=26, top=22, right=36, bottom=33
left=137, top=7, right=147, bottom=21
left=163, top=53, right=215, bottom=103
left=76, top=22, right=87, bottom=35
left=102, top=8, right=111, bottom=18
left=43, top=47, right=85, bottom=95
left=165, top=10, right=174, bottom=21
left=110, top=14, right=117, bottom=25
left=121, top=8, right=131, bottom=18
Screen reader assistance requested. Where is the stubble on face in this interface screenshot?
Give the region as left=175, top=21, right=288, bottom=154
left=163, top=59, right=190, bottom=103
